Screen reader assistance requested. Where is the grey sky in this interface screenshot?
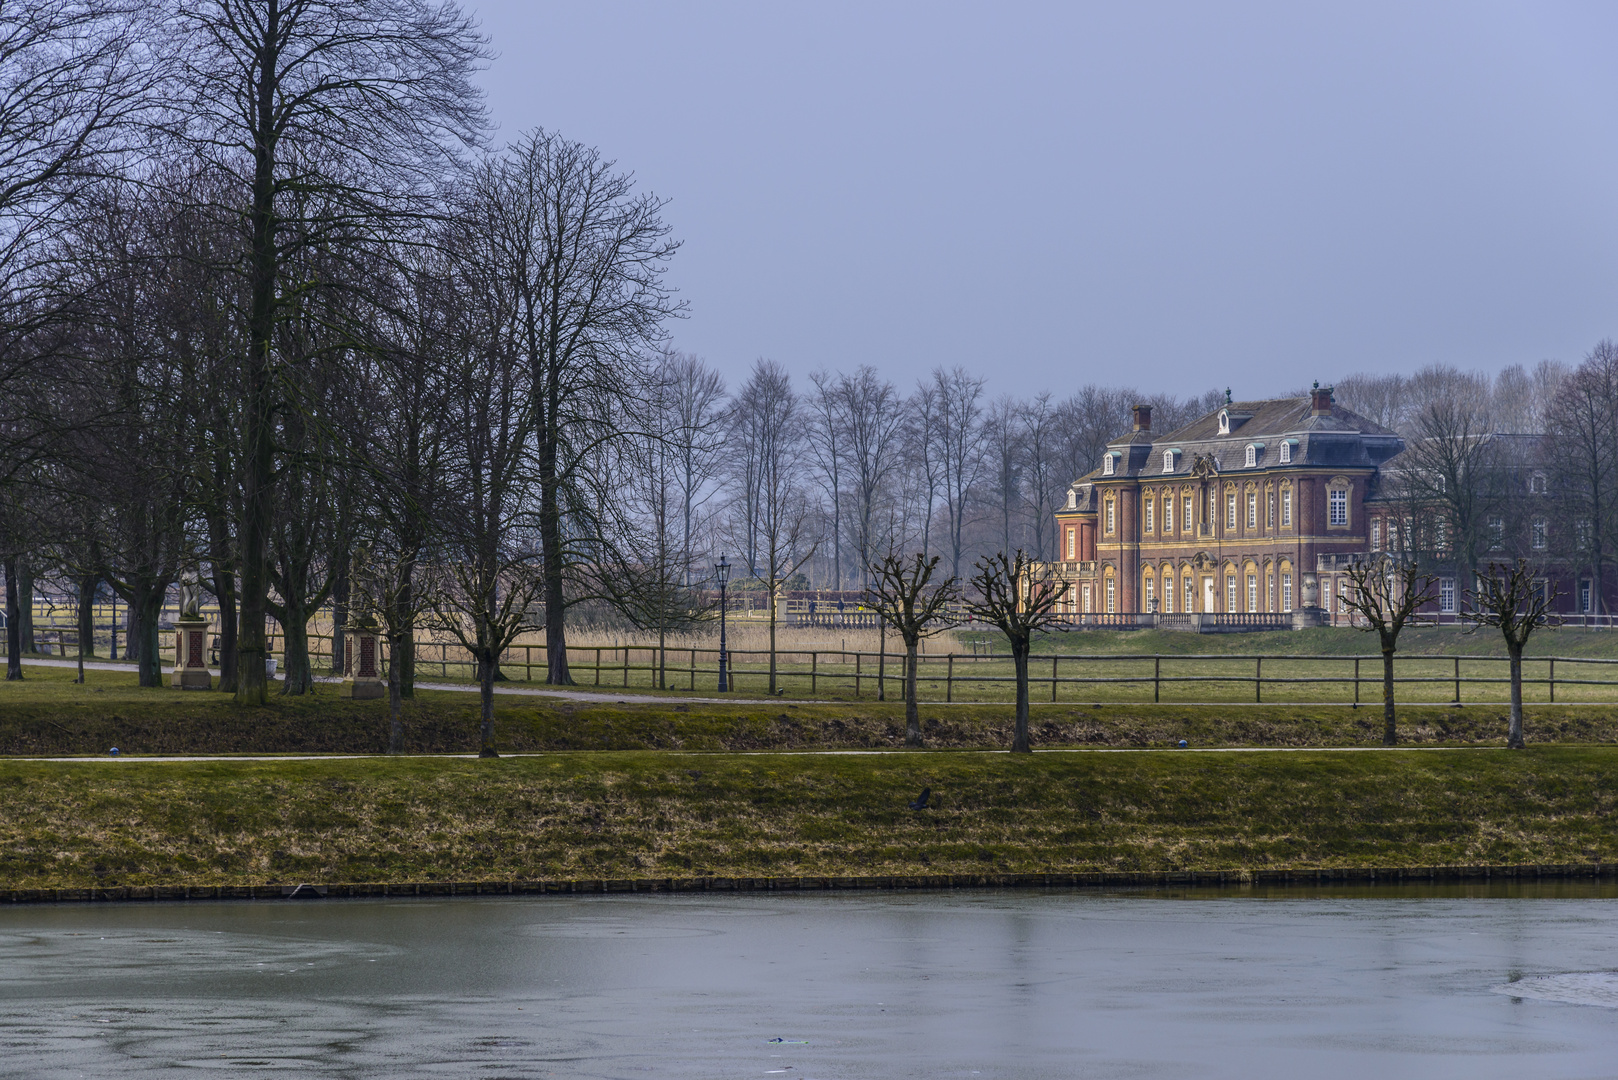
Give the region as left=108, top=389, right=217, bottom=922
left=470, top=1, right=1618, bottom=396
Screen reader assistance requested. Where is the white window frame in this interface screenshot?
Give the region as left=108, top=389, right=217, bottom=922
left=1105, top=500, right=1115, bottom=534
left=1066, top=528, right=1076, bottom=560
left=1532, top=518, right=1547, bottom=550
left=1581, top=580, right=1592, bottom=613
left=1145, top=498, right=1154, bottom=533
left=1370, top=520, right=1381, bottom=551
left=1226, top=492, right=1236, bottom=530
left=1163, top=450, right=1176, bottom=473
left=1218, top=409, right=1231, bottom=434
left=1162, top=578, right=1173, bottom=613
left=1282, top=572, right=1292, bottom=612
left=1322, top=577, right=1332, bottom=617
left=1246, top=491, right=1257, bottom=530
left=1247, top=574, right=1257, bottom=613
left=1439, top=577, right=1456, bottom=613
left=1144, top=576, right=1155, bottom=607
left=1183, top=495, right=1193, bottom=532
left=1282, top=487, right=1292, bottom=527
left=1329, top=488, right=1348, bottom=527
left=1163, top=497, right=1173, bottom=534
left=1530, top=472, right=1547, bottom=495
left=1105, top=577, right=1115, bottom=614
left=1183, top=576, right=1194, bottom=613
left=1102, top=453, right=1115, bottom=476
left=1279, top=441, right=1291, bottom=464
left=1245, top=444, right=1257, bottom=467
left=1489, top=516, right=1504, bottom=550
left=1226, top=573, right=1237, bottom=612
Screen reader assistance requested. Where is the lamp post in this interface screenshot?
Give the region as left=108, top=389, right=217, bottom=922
left=715, top=554, right=731, bottom=692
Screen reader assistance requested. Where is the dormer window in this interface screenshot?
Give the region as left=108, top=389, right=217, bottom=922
left=1162, top=449, right=1178, bottom=474
left=1102, top=452, right=1116, bottom=477
left=1530, top=473, right=1547, bottom=495
left=1279, top=441, right=1292, bottom=464
left=1245, top=444, right=1257, bottom=468
left=1218, top=409, right=1231, bottom=434
left=1066, top=489, right=1077, bottom=510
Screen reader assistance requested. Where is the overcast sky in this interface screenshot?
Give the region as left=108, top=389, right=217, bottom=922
left=468, top=1, right=1618, bottom=397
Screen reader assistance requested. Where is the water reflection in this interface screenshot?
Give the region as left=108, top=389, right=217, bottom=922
left=1, top=886, right=1616, bottom=1078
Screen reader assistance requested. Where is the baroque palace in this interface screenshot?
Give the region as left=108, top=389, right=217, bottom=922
left=1051, top=386, right=1404, bottom=626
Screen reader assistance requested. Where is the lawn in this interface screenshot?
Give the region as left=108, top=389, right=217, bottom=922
left=2, top=747, right=1615, bottom=889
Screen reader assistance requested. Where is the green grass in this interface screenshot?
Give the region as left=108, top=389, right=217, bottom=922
left=3, top=747, right=1617, bottom=889
left=3, top=661, right=1615, bottom=754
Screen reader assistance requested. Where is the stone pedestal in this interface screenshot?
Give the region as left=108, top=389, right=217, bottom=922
left=342, top=623, right=385, bottom=699
left=1292, top=606, right=1326, bottom=630
left=170, top=617, right=212, bottom=690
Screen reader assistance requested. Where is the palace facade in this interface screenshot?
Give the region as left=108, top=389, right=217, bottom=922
left=1051, top=386, right=1404, bottom=622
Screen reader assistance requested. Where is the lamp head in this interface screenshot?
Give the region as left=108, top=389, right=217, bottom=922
left=715, top=553, right=731, bottom=585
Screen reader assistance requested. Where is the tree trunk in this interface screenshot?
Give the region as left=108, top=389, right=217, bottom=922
left=398, top=573, right=416, bottom=697
left=133, top=586, right=163, bottom=688
left=1507, top=646, right=1525, bottom=749
left=17, top=559, right=34, bottom=654
left=278, top=607, right=313, bottom=695
left=1012, top=640, right=1031, bottom=753
left=877, top=619, right=887, bottom=702
left=329, top=558, right=348, bottom=676
left=388, top=634, right=405, bottom=754
left=479, top=648, right=498, bottom=757
left=768, top=588, right=778, bottom=695
left=4, top=557, right=22, bottom=680
left=904, top=640, right=922, bottom=747
left=1381, top=645, right=1397, bottom=746
left=76, top=574, right=98, bottom=659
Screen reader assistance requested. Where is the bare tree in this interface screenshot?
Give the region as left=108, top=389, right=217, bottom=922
left=967, top=550, right=1060, bottom=753
left=1020, top=392, right=1063, bottom=560
left=981, top=396, right=1023, bottom=559
left=836, top=367, right=905, bottom=585
left=472, top=130, right=682, bottom=685
left=1544, top=341, right=1618, bottom=616
left=172, top=0, right=489, bottom=704
left=728, top=360, right=816, bottom=694
left=864, top=550, right=959, bottom=747
left=930, top=366, right=986, bottom=578
left=1465, top=560, right=1558, bottom=749
left=1340, top=555, right=1438, bottom=746
left=1397, top=397, right=1504, bottom=590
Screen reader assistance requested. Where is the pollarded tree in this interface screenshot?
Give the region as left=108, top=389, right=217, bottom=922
left=864, top=551, right=959, bottom=747
left=1341, top=554, right=1438, bottom=746
left=1466, top=560, right=1559, bottom=749
left=967, top=550, right=1060, bottom=753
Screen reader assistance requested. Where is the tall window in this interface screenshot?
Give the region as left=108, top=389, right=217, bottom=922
left=1184, top=576, right=1194, bottom=613
left=1226, top=492, right=1236, bottom=530
left=1103, top=454, right=1115, bottom=476
left=1268, top=491, right=1275, bottom=527
left=1488, top=516, right=1504, bottom=550
left=1245, top=444, right=1257, bottom=467
left=1267, top=574, right=1275, bottom=612
left=1162, top=577, right=1173, bottom=613
left=1530, top=473, right=1547, bottom=494
left=1163, top=450, right=1175, bottom=473
left=1163, top=497, right=1173, bottom=534
left=1532, top=518, right=1547, bottom=549
left=1322, top=577, right=1332, bottom=618
left=1066, top=528, right=1076, bottom=559
left=1370, top=520, right=1381, bottom=551
left=1226, top=574, right=1237, bottom=612
left=1581, top=580, right=1592, bottom=613
left=1246, top=491, right=1257, bottom=529
left=1082, top=584, right=1091, bottom=613
left=1184, top=495, right=1194, bottom=532
left=1329, top=489, right=1347, bottom=526
left=1144, top=576, right=1155, bottom=607
left=1436, top=519, right=1449, bottom=552
left=1106, top=577, right=1115, bottom=613
left=1246, top=574, right=1257, bottom=613
left=1106, top=500, right=1115, bottom=534
left=1282, top=572, right=1292, bottom=612
left=1145, top=499, right=1154, bottom=533
left=1282, top=487, right=1292, bottom=527
left=1279, top=441, right=1291, bottom=464
left=1440, top=577, right=1456, bottom=613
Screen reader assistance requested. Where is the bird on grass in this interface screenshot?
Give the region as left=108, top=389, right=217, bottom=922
left=908, top=787, right=931, bottom=810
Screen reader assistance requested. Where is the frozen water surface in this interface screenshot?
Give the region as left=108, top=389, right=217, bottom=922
left=2, top=884, right=1616, bottom=1078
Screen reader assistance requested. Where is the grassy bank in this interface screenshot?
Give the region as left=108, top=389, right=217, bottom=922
left=1, top=664, right=1613, bottom=754
left=2, top=748, right=1616, bottom=889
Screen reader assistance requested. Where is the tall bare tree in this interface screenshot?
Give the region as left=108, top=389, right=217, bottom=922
left=172, top=0, right=489, bottom=704
left=1544, top=341, right=1618, bottom=616
left=929, top=366, right=986, bottom=578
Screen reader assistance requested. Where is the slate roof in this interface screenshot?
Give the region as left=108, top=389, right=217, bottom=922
left=1076, top=396, right=1404, bottom=484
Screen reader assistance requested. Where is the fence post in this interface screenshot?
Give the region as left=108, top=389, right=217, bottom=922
left=811, top=651, right=817, bottom=695
left=1453, top=656, right=1460, bottom=704
left=595, top=647, right=602, bottom=686
left=1154, top=656, right=1161, bottom=703
left=946, top=654, right=953, bottom=703
left=690, top=648, right=696, bottom=690
left=1550, top=657, right=1555, bottom=703
left=855, top=651, right=861, bottom=697
left=1052, top=655, right=1059, bottom=702
left=1353, top=658, right=1360, bottom=705
left=623, top=646, right=630, bottom=688
left=1256, top=656, right=1262, bottom=703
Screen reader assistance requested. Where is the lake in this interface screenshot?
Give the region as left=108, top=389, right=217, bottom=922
left=2, top=884, right=1616, bottom=1078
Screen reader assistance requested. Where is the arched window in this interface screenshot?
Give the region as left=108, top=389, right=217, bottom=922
left=1102, top=453, right=1116, bottom=476
left=1279, top=441, right=1292, bottom=464
left=1245, top=444, right=1257, bottom=467
left=1163, top=449, right=1177, bottom=473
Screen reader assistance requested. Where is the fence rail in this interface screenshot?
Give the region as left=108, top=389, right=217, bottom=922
left=13, top=628, right=1618, bottom=705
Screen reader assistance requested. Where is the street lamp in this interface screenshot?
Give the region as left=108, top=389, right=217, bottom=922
left=715, top=554, right=731, bottom=691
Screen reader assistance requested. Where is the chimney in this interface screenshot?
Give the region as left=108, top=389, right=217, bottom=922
left=1132, top=403, right=1152, bottom=432
left=1310, top=384, right=1333, bottom=417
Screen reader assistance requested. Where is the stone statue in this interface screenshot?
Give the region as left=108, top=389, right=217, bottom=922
left=179, top=570, right=201, bottom=619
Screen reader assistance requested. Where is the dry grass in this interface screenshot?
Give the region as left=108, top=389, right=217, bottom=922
left=2, top=747, right=1616, bottom=889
